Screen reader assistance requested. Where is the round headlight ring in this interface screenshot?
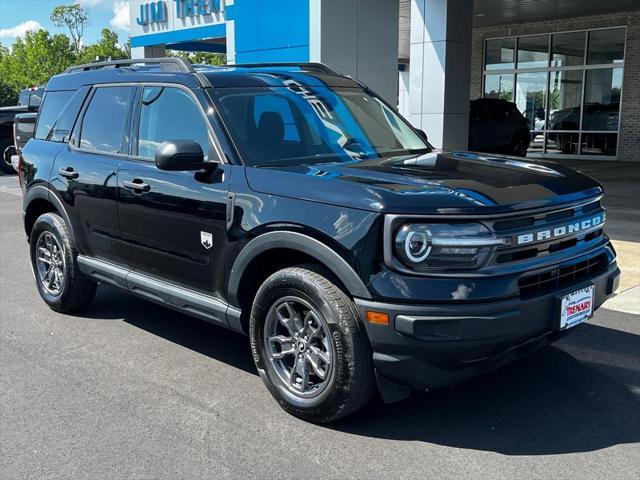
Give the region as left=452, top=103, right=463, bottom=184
left=404, top=229, right=432, bottom=263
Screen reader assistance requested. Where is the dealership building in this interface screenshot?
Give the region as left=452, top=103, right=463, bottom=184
left=130, top=0, right=640, bottom=161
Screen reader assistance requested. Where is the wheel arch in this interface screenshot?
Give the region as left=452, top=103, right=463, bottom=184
left=227, top=231, right=372, bottom=332
left=23, top=185, right=74, bottom=243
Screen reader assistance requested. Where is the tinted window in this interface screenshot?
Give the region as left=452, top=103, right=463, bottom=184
left=253, top=95, right=300, bottom=142
left=483, top=73, right=514, bottom=101
left=34, top=91, right=74, bottom=140
left=583, top=68, right=622, bottom=131
left=49, top=86, right=89, bottom=143
left=588, top=28, right=625, bottom=65
left=79, top=86, right=134, bottom=154
left=516, top=72, right=547, bottom=130
left=517, top=35, right=549, bottom=69
left=215, top=86, right=428, bottom=166
left=551, top=31, right=585, bottom=67
left=137, top=86, right=212, bottom=159
left=485, top=38, right=515, bottom=70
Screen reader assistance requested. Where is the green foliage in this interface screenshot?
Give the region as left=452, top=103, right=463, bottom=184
left=0, top=24, right=129, bottom=106
left=50, top=3, right=88, bottom=53
left=0, top=2, right=225, bottom=106
left=77, top=29, right=128, bottom=64
left=168, top=50, right=226, bottom=66
left=0, top=29, right=76, bottom=105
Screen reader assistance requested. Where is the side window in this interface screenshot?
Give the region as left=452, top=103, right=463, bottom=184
left=34, top=91, right=74, bottom=140
left=137, top=86, right=212, bottom=160
left=49, top=87, right=90, bottom=143
left=253, top=94, right=300, bottom=142
left=79, top=86, right=134, bottom=154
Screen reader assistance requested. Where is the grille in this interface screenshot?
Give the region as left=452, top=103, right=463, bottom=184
left=518, top=254, right=608, bottom=298
left=488, top=199, right=605, bottom=266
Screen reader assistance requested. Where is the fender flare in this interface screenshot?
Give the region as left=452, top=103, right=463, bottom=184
left=23, top=185, right=75, bottom=243
left=227, top=231, right=372, bottom=305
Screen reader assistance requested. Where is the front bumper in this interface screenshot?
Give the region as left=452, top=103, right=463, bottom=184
left=355, top=257, right=620, bottom=402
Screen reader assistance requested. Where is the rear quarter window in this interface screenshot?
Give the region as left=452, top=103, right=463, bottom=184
left=34, top=91, right=74, bottom=140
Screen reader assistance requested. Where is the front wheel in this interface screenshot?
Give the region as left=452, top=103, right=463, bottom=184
left=250, top=267, right=374, bottom=423
left=512, top=134, right=530, bottom=157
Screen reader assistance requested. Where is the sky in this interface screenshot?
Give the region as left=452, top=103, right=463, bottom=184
left=0, top=0, right=130, bottom=48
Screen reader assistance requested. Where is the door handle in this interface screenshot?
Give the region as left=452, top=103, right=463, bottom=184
left=122, top=179, right=151, bottom=193
left=58, top=167, right=79, bottom=180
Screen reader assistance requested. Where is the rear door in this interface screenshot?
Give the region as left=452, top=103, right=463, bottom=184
left=51, top=85, right=134, bottom=258
left=114, top=84, right=230, bottom=295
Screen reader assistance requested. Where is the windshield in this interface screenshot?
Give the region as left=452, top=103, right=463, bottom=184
left=212, top=83, right=430, bottom=167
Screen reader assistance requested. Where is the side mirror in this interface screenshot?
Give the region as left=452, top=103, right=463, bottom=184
left=27, top=94, right=40, bottom=111
left=155, top=140, right=215, bottom=171
left=416, top=129, right=428, bottom=143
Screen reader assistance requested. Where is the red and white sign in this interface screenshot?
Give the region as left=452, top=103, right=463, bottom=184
left=560, top=285, right=594, bottom=330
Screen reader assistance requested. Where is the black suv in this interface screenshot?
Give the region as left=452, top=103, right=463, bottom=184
left=20, top=59, right=620, bottom=423
left=469, top=98, right=531, bottom=157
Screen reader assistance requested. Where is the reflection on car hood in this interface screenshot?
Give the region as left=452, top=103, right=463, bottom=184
left=245, top=151, right=602, bottom=215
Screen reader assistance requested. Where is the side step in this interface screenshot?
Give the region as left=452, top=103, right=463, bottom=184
left=77, top=256, right=243, bottom=333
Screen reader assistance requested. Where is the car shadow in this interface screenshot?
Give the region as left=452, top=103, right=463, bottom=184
left=334, top=321, right=640, bottom=455
left=86, top=285, right=257, bottom=375
left=87, top=286, right=639, bottom=455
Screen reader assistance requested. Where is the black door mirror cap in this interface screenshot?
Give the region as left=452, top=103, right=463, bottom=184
left=416, top=129, right=428, bottom=143
left=155, top=140, right=218, bottom=171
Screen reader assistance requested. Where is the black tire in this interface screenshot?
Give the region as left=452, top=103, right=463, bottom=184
left=29, top=212, right=97, bottom=313
left=511, top=134, right=530, bottom=157
left=0, top=139, right=15, bottom=174
left=250, top=266, right=374, bottom=423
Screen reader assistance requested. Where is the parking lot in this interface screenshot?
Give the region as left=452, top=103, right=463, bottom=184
left=1, top=170, right=639, bottom=480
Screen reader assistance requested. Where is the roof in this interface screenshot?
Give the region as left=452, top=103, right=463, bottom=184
left=46, top=58, right=361, bottom=91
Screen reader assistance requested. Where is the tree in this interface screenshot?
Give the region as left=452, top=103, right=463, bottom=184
left=50, top=3, right=88, bottom=54
left=168, top=50, right=226, bottom=66
left=77, top=29, right=128, bottom=64
left=0, top=29, right=76, bottom=105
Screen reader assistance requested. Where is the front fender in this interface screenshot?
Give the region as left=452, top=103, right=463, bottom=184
left=227, top=231, right=372, bottom=306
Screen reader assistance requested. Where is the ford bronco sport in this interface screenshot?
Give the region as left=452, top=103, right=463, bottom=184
left=19, top=58, right=620, bottom=423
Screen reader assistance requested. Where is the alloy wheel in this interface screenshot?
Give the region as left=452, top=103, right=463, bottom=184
left=264, top=296, right=333, bottom=398
left=35, top=231, right=65, bottom=296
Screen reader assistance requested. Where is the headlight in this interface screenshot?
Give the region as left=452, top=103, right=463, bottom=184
left=394, top=223, right=507, bottom=270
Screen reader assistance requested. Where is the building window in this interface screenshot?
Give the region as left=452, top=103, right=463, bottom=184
left=483, top=27, right=625, bottom=158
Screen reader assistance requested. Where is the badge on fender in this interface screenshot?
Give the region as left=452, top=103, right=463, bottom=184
left=201, top=231, right=213, bottom=250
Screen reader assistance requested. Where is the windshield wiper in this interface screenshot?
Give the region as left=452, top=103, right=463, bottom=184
left=377, top=147, right=432, bottom=158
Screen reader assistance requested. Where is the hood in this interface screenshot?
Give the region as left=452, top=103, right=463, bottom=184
left=245, top=151, right=602, bottom=215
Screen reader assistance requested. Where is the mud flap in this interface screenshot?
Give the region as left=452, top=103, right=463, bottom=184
left=375, top=370, right=411, bottom=404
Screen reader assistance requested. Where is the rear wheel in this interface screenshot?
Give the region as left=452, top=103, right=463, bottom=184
left=0, top=140, right=15, bottom=174
left=250, top=267, right=374, bottom=423
left=29, top=213, right=96, bottom=313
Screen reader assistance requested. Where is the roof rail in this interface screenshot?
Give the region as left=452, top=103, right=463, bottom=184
left=229, top=62, right=340, bottom=75
left=64, top=57, right=195, bottom=74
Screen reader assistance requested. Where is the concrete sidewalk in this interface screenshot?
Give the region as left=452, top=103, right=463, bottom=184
left=555, top=160, right=640, bottom=314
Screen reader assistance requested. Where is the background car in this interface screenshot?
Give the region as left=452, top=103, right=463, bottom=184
left=469, top=98, right=531, bottom=157
left=0, top=87, right=41, bottom=174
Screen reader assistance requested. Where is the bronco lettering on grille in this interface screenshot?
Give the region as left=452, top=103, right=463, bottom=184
left=516, top=213, right=605, bottom=245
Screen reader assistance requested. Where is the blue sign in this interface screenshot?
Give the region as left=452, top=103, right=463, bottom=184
left=136, top=0, right=223, bottom=26
left=175, top=0, right=222, bottom=19
left=137, top=1, right=167, bottom=26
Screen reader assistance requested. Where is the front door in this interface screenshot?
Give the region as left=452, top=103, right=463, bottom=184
left=114, top=84, right=229, bottom=296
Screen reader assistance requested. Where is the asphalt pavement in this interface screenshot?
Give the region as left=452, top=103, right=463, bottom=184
left=1, top=175, right=639, bottom=479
